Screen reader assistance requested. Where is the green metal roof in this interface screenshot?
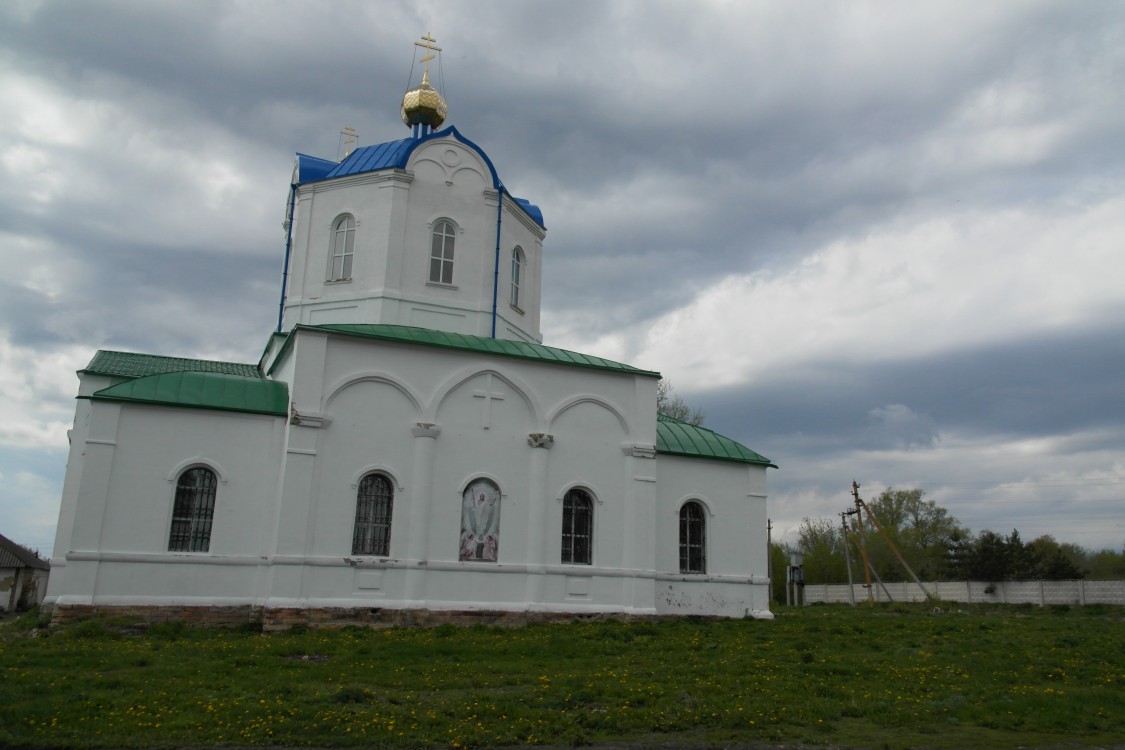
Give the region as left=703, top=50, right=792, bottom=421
left=90, top=371, right=289, bottom=417
left=286, top=324, right=660, bottom=377
left=83, top=350, right=260, bottom=379
left=656, top=414, right=776, bottom=467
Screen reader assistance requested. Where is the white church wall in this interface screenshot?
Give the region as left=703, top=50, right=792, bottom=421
left=653, top=455, right=772, bottom=618
left=545, top=399, right=632, bottom=570
left=283, top=135, right=544, bottom=343
left=49, top=400, right=286, bottom=606
left=254, top=329, right=665, bottom=614
left=48, top=373, right=110, bottom=596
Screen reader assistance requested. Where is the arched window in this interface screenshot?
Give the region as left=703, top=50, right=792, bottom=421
left=168, top=467, right=218, bottom=552
left=561, top=488, right=593, bottom=565
left=329, top=215, right=355, bottom=280
left=429, top=220, right=456, bottom=284
left=352, top=473, right=394, bottom=556
left=679, top=501, right=706, bottom=574
left=460, top=478, right=501, bottom=561
left=510, top=246, right=524, bottom=308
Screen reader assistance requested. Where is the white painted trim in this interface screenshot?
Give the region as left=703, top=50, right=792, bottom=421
left=323, top=370, right=425, bottom=414
left=554, top=482, right=605, bottom=505
left=350, top=465, right=405, bottom=493
left=457, top=473, right=505, bottom=497
left=675, top=495, right=715, bottom=518
left=166, top=457, right=229, bottom=485
left=429, top=366, right=544, bottom=426
left=547, top=395, right=630, bottom=434
left=66, top=551, right=263, bottom=566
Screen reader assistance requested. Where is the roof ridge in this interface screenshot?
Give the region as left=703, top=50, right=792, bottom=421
left=298, top=323, right=660, bottom=378
left=0, top=531, right=49, bottom=569
left=84, top=350, right=260, bottom=379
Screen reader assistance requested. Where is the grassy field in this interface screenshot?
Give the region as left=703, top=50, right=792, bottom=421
left=1, top=603, right=1122, bottom=749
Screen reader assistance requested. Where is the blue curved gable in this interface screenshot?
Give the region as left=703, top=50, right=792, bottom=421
left=295, top=127, right=544, bottom=229
left=295, top=153, right=337, bottom=184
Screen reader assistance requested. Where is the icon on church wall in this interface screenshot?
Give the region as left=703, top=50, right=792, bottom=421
left=460, top=479, right=501, bottom=561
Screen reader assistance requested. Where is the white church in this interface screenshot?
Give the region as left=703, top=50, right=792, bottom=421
left=46, top=39, right=776, bottom=626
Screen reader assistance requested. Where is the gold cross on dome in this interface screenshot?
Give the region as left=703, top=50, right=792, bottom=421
left=338, top=125, right=358, bottom=160
left=415, top=32, right=442, bottom=76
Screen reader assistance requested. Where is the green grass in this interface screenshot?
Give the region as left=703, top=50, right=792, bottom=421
left=1, top=603, right=1122, bottom=749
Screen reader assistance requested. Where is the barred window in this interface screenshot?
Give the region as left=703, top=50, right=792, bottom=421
left=561, top=488, right=593, bottom=565
left=679, top=501, right=706, bottom=574
left=329, top=214, right=355, bottom=280
left=352, top=474, right=394, bottom=556
left=429, top=220, right=456, bottom=284
left=168, top=467, right=217, bottom=552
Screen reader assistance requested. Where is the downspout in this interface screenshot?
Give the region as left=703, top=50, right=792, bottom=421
left=277, top=182, right=297, bottom=333
left=491, top=182, right=504, bottom=338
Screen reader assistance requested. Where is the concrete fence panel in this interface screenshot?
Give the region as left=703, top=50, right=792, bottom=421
left=802, top=580, right=1125, bottom=606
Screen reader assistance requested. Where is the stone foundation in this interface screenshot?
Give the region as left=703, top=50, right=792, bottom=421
left=48, top=604, right=697, bottom=631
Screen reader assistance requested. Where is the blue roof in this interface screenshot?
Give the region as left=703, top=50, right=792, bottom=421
left=295, top=153, right=337, bottom=184
left=321, top=138, right=416, bottom=180
left=296, top=127, right=544, bottom=229
left=513, top=197, right=544, bottom=228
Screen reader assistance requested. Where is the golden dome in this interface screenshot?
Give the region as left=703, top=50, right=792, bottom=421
left=401, top=70, right=448, bottom=129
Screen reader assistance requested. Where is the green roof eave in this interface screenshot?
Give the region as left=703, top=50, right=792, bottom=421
left=268, top=323, right=660, bottom=378
left=655, top=414, right=776, bottom=468
left=87, top=371, right=289, bottom=417
left=81, top=350, right=260, bottom=379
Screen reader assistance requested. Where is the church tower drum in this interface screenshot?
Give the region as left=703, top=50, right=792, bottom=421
left=278, top=35, right=546, bottom=343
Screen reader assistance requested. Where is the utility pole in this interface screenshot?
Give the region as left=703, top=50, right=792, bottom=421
left=839, top=511, right=856, bottom=606
left=856, top=497, right=935, bottom=600
left=766, top=518, right=774, bottom=604
left=851, top=481, right=874, bottom=602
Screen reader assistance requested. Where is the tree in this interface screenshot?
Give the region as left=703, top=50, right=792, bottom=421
left=795, top=516, right=851, bottom=584
left=1026, top=535, right=1086, bottom=580
left=1006, top=529, right=1042, bottom=581
left=656, top=379, right=705, bottom=426
left=860, top=488, right=968, bottom=580
left=1086, top=547, right=1125, bottom=579
left=964, top=530, right=1011, bottom=581
left=769, top=542, right=790, bottom=602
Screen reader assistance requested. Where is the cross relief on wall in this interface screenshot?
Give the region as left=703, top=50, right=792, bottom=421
left=471, top=373, right=505, bottom=429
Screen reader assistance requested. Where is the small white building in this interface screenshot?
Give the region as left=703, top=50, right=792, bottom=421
left=1, top=532, right=50, bottom=612
left=45, top=49, right=775, bottom=626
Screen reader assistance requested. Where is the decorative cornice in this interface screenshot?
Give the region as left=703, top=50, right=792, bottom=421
left=290, top=407, right=331, bottom=428
left=412, top=422, right=442, bottom=438
left=527, top=433, right=555, bottom=449
left=623, top=442, right=657, bottom=459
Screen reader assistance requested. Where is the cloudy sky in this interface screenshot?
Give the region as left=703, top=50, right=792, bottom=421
left=2, top=0, right=1123, bottom=558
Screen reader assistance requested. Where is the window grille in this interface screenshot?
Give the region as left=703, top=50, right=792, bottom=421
left=679, top=501, right=706, bottom=574
left=429, top=220, right=456, bottom=284
left=352, top=474, right=394, bottom=556
left=168, top=467, right=217, bottom=552
left=562, top=488, right=593, bottom=564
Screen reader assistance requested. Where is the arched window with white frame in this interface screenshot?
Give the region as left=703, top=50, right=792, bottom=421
left=510, top=246, right=524, bottom=308
left=168, top=467, right=218, bottom=552
left=561, top=488, right=593, bottom=565
left=329, top=214, right=355, bottom=280
left=429, top=219, right=456, bottom=284
left=352, top=473, right=394, bottom=556
left=679, top=501, right=706, bottom=574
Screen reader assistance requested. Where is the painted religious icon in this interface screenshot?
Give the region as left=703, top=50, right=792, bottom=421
left=459, top=479, right=501, bottom=561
